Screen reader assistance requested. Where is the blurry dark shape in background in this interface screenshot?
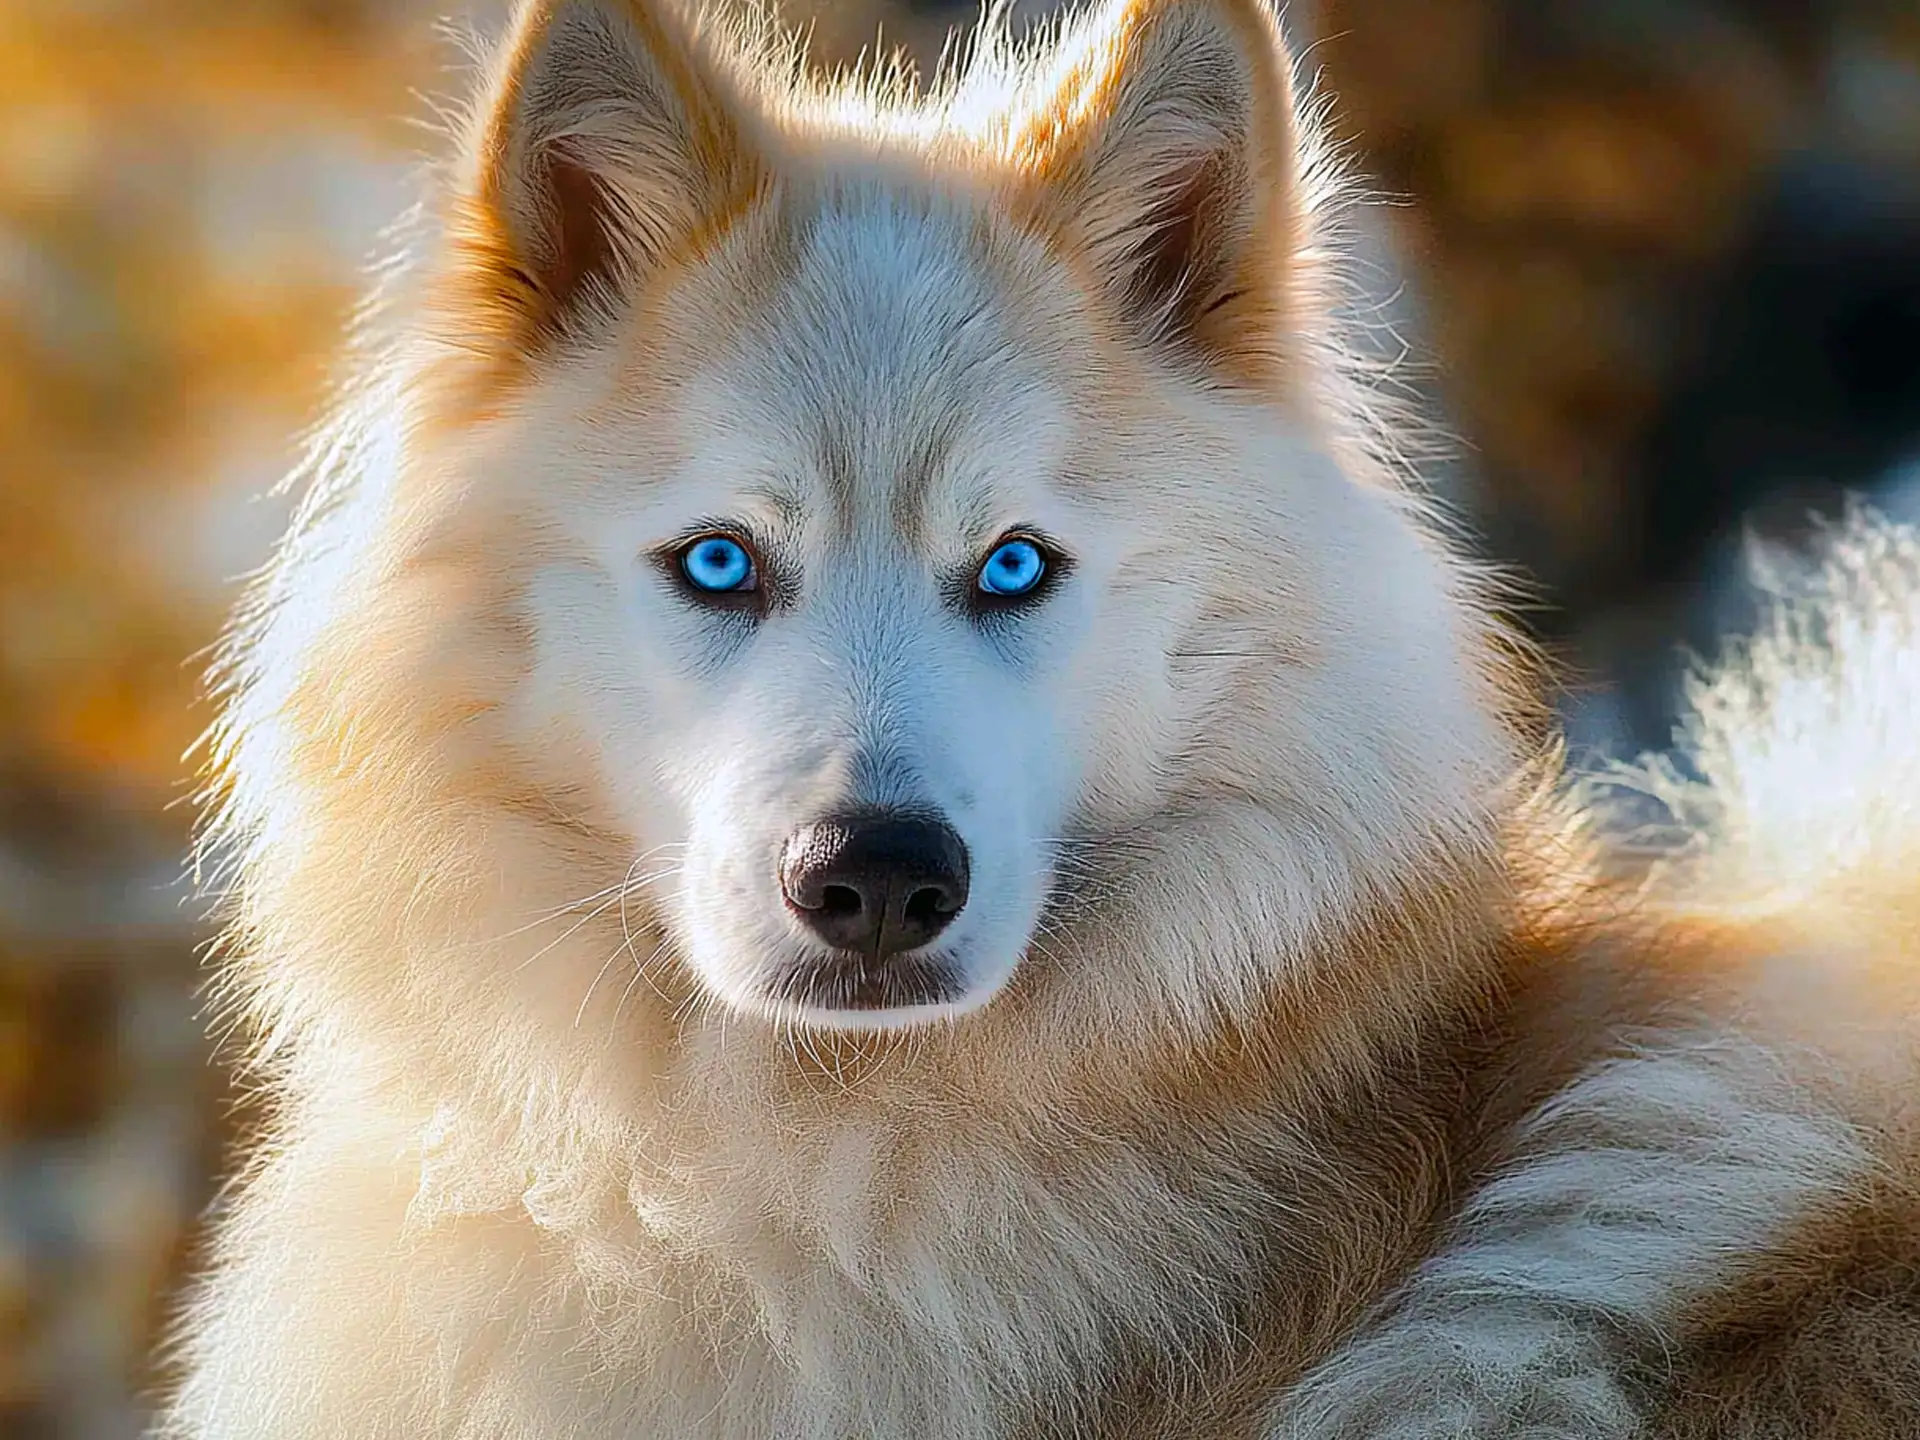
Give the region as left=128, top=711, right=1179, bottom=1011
left=1304, top=0, right=1920, bottom=753
left=1620, top=151, right=1920, bottom=748
left=0, top=1, right=1915, bottom=1434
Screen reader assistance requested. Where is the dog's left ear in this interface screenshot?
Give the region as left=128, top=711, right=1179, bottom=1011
left=1008, top=0, right=1305, bottom=382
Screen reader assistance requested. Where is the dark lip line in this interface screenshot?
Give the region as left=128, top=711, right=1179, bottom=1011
left=766, top=945, right=967, bottom=1014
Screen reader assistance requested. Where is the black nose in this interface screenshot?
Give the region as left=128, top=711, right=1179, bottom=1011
left=780, top=812, right=970, bottom=957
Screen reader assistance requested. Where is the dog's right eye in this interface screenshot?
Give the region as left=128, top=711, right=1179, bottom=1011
left=978, top=537, right=1047, bottom=598
left=675, top=534, right=759, bottom=598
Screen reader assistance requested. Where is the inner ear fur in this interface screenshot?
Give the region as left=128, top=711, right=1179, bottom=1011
left=444, top=0, right=764, bottom=358
left=1006, top=0, right=1305, bottom=382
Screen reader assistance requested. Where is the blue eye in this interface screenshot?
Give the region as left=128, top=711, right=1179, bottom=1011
left=977, top=537, right=1047, bottom=598
left=679, top=535, right=756, bottom=593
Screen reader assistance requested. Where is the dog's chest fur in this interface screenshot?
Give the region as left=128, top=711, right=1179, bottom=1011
left=401, top=1009, right=1477, bottom=1440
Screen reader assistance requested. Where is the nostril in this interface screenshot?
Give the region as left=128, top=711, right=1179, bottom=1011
left=819, top=884, right=864, bottom=917
left=904, top=885, right=958, bottom=927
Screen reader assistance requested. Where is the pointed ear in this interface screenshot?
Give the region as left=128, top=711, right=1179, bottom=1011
left=446, top=0, right=762, bottom=355
left=1007, top=0, right=1304, bottom=382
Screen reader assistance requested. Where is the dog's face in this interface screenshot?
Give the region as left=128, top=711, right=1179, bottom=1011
left=488, top=187, right=1266, bottom=1031
left=510, top=203, right=1103, bottom=1028
left=348, top=0, right=1508, bottom=1041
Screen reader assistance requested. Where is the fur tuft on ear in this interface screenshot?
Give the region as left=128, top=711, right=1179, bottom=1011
left=445, top=0, right=762, bottom=357
left=1005, top=0, right=1302, bottom=382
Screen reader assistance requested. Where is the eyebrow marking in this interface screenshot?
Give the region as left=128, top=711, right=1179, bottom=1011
left=815, top=422, right=859, bottom=542
left=888, top=411, right=963, bottom=553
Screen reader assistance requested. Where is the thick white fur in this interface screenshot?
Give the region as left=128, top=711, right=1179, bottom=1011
left=1274, top=515, right=1920, bottom=1437
left=155, top=1, right=1920, bottom=1436
left=1623, top=512, right=1920, bottom=948
left=1271, top=1038, right=1872, bottom=1437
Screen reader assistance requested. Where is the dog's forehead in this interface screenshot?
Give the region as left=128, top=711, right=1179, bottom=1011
left=702, top=184, right=1071, bottom=545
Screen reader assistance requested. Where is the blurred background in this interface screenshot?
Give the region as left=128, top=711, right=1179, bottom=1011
left=1, top=0, right=1917, bottom=1432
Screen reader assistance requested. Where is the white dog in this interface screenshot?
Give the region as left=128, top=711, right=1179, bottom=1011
left=156, top=1, right=1920, bottom=1435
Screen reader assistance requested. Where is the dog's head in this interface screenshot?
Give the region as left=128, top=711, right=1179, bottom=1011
left=239, top=0, right=1513, bottom=1057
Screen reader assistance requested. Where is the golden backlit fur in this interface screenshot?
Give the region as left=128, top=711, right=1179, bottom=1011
left=155, top=1, right=1920, bottom=1435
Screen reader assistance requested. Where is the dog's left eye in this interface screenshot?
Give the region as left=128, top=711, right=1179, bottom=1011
left=678, top=535, right=757, bottom=594
left=976, top=537, right=1048, bottom=599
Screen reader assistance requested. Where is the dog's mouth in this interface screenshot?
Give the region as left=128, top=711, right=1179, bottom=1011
left=674, top=836, right=1055, bottom=1032
left=762, top=945, right=973, bottom=1029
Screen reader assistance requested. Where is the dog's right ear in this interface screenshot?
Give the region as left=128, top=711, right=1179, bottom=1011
left=443, top=0, right=762, bottom=356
